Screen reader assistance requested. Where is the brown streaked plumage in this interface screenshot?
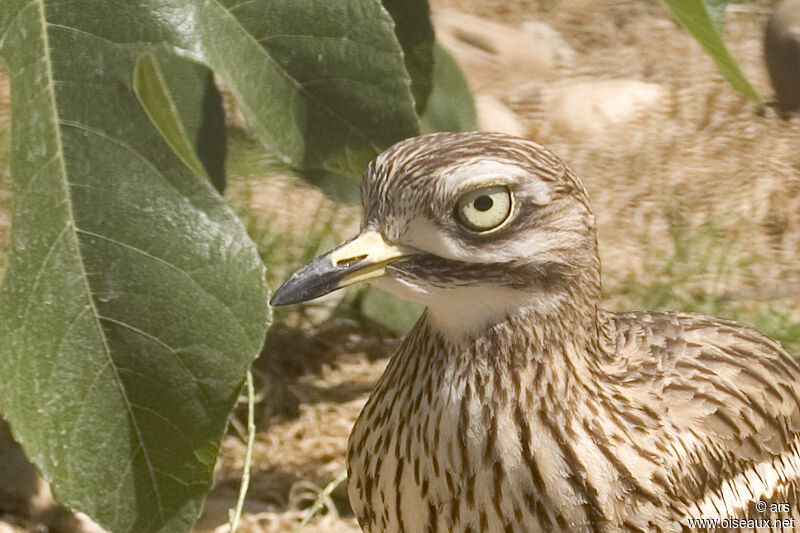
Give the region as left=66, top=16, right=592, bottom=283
left=271, top=132, right=800, bottom=532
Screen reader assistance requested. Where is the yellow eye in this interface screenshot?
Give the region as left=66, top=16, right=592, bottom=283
left=455, top=185, right=513, bottom=232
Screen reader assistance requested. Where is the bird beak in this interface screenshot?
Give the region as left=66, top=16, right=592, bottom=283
left=270, top=230, right=416, bottom=306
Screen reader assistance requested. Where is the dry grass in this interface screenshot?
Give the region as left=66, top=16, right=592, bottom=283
left=199, top=321, right=397, bottom=533
left=487, top=1, right=800, bottom=295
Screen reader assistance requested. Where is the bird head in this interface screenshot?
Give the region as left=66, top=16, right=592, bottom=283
left=272, top=132, right=601, bottom=338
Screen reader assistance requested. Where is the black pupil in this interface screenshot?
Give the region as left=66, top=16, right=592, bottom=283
left=474, top=195, right=493, bottom=212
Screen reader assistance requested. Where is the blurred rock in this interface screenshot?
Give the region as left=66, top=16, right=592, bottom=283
left=42, top=510, right=109, bottom=533
left=765, top=0, right=800, bottom=113
left=524, top=79, right=667, bottom=140
left=0, top=521, right=26, bottom=533
left=521, top=21, right=576, bottom=65
left=475, top=95, right=525, bottom=136
left=434, top=10, right=570, bottom=96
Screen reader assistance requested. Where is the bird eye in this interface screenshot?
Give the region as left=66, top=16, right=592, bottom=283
left=455, top=185, right=513, bottom=232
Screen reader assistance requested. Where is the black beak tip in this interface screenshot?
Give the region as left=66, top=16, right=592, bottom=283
left=269, top=279, right=306, bottom=307
left=269, top=290, right=289, bottom=307
left=269, top=253, right=344, bottom=307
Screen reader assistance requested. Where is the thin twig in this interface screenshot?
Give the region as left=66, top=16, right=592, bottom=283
left=229, top=370, right=255, bottom=533
left=293, top=468, right=348, bottom=533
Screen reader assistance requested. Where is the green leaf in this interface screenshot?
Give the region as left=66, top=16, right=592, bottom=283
left=705, top=0, right=758, bottom=30
left=133, top=52, right=229, bottom=193
left=152, top=53, right=228, bottom=193
left=134, top=53, right=209, bottom=182
left=0, top=3, right=269, bottom=533
left=200, top=0, right=420, bottom=179
left=300, top=168, right=363, bottom=204
left=705, top=0, right=728, bottom=30
left=662, top=0, right=761, bottom=102
left=153, top=0, right=422, bottom=195
left=300, top=37, right=482, bottom=203
left=381, top=0, right=435, bottom=114
left=359, top=287, right=424, bottom=334
left=134, top=53, right=228, bottom=194
left=420, top=44, right=478, bottom=133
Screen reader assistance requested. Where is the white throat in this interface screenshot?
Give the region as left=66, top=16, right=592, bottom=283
left=373, top=277, right=565, bottom=344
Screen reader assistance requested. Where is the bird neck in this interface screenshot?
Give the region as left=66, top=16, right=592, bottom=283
left=423, top=250, right=603, bottom=346
left=418, top=288, right=604, bottom=407
left=424, top=260, right=602, bottom=339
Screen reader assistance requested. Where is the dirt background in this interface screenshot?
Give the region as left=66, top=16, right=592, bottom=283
left=1, top=0, right=799, bottom=532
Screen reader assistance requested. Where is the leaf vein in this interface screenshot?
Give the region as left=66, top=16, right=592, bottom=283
left=35, top=0, right=164, bottom=515
left=75, top=228, right=250, bottom=346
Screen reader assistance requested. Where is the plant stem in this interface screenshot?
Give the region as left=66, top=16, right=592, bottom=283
left=229, top=370, right=255, bottom=533
left=293, top=468, right=348, bottom=532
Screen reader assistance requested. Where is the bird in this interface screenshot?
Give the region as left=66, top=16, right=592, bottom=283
left=271, top=132, right=800, bottom=532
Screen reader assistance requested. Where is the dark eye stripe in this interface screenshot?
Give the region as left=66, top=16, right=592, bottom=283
left=388, top=254, right=575, bottom=290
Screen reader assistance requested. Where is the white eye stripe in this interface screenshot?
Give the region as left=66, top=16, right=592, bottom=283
left=456, top=186, right=513, bottom=232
